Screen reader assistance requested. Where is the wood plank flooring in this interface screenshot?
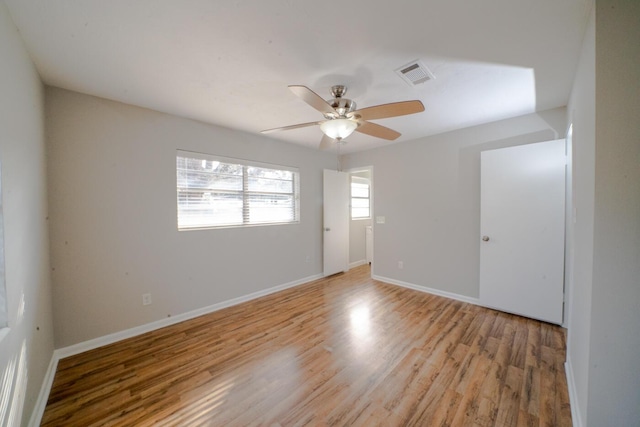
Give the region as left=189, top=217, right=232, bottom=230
left=42, top=265, right=572, bottom=426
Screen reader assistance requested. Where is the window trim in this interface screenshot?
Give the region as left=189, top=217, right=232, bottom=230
left=176, top=150, right=300, bottom=230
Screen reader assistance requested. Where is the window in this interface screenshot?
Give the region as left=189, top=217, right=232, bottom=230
left=177, top=150, right=300, bottom=229
left=351, top=175, right=370, bottom=219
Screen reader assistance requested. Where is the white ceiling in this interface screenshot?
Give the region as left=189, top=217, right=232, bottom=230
left=5, top=0, right=592, bottom=153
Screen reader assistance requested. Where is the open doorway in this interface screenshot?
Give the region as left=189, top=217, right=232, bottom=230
left=348, top=167, right=373, bottom=272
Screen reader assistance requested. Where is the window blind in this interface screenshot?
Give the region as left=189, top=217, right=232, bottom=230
left=351, top=176, right=370, bottom=219
left=177, top=150, right=300, bottom=229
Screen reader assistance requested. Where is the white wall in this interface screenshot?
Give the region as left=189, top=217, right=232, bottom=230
left=587, top=1, right=640, bottom=424
left=343, top=108, right=566, bottom=298
left=562, top=2, right=640, bottom=425
left=46, top=87, right=336, bottom=347
left=0, top=3, right=54, bottom=425
left=565, top=5, right=595, bottom=426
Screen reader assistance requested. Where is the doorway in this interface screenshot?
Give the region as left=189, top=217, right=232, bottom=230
left=348, top=167, right=373, bottom=271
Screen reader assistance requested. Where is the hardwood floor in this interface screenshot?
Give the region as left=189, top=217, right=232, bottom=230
left=42, top=265, right=572, bottom=426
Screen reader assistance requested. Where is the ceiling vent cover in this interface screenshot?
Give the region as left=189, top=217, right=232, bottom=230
left=395, top=60, right=435, bottom=87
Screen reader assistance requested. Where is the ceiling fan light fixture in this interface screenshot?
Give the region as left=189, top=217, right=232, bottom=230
left=320, top=118, right=358, bottom=140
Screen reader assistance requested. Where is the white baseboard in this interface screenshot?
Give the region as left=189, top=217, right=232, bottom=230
left=349, top=259, right=368, bottom=269
left=372, top=274, right=480, bottom=306
left=30, top=273, right=322, bottom=424
left=27, top=353, right=59, bottom=427
left=55, top=273, right=322, bottom=359
left=375, top=275, right=569, bottom=327
left=30, top=272, right=571, bottom=425
left=376, top=275, right=579, bottom=425
left=565, top=359, right=582, bottom=427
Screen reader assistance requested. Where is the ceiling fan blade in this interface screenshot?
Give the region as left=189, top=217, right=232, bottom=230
left=356, top=121, right=401, bottom=141
left=289, top=85, right=337, bottom=116
left=351, top=100, right=424, bottom=121
left=319, top=134, right=334, bottom=150
left=261, top=121, right=322, bottom=134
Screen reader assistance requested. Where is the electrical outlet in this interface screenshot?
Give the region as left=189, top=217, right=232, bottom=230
left=142, top=293, right=152, bottom=306
left=305, top=255, right=311, bottom=263
left=398, top=261, right=404, bottom=269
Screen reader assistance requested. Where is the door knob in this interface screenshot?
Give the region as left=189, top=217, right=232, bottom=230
left=482, top=236, right=490, bottom=241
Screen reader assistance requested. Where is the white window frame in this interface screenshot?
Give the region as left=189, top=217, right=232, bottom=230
left=177, top=150, right=300, bottom=230
left=350, top=175, right=371, bottom=220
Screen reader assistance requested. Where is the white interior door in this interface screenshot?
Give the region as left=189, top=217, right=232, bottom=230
left=480, top=139, right=566, bottom=324
left=323, top=169, right=349, bottom=276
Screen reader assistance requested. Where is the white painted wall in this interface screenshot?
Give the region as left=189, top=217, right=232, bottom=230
left=343, top=108, right=566, bottom=298
left=0, top=3, right=54, bottom=425
left=46, top=88, right=336, bottom=347
left=551, top=2, right=640, bottom=424
left=11, top=3, right=638, bottom=425
left=565, top=5, right=595, bottom=426
left=587, top=1, right=640, bottom=424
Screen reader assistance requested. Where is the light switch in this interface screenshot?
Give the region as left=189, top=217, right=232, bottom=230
left=376, top=216, right=385, bottom=224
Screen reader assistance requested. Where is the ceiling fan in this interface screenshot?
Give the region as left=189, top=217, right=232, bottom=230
left=261, top=85, right=425, bottom=150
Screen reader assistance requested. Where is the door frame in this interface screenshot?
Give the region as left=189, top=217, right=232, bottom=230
left=347, top=166, right=374, bottom=277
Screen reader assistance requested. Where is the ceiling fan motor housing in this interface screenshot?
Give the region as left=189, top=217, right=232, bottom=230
left=322, top=85, right=357, bottom=119
left=324, top=99, right=356, bottom=119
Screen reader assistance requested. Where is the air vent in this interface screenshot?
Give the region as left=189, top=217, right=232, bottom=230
left=395, top=60, right=435, bottom=87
